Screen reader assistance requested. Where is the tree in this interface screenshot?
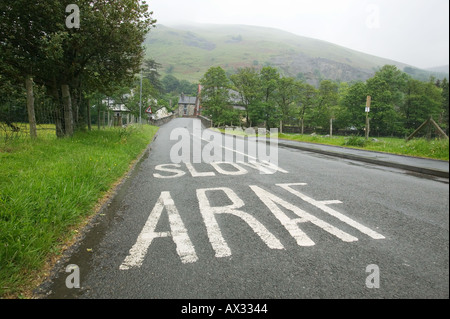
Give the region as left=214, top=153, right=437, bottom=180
left=339, top=81, right=368, bottom=131
left=366, top=65, right=408, bottom=136
left=402, top=77, right=443, bottom=135
left=440, top=78, right=449, bottom=134
left=179, top=80, right=198, bottom=96
left=200, top=67, right=233, bottom=125
left=314, top=80, right=339, bottom=134
left=0, top=0, right=156, bottom=137
left=275, top=77, right=299, bottom=132
left=296, top=82, right=317, bottom=134
left=143, top=58, right=163, bottom=95
left=259, top=66, right=281, bottom=129
left=0, top=0, right=64, bottom=137
left=162, top=75, right=181, bottom=93
left=230, top=67, right=261, bottom=126
left=126, top=77, right=157, bottom=118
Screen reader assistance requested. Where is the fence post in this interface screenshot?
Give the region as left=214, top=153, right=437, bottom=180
left=25, top=76, right=37, bottom=139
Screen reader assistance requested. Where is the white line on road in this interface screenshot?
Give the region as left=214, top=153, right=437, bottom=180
left=120, top=191, right=198, bottom=270
left=196, top=187, right=285, bottom=258
left=276, top=183, right=385, bottom=240
left=250, top=185, right=359, bottom=245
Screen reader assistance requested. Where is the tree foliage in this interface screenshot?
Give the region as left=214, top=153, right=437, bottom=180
left=198, top=64, right=448, bottom=137
left=0, top=0, right=156, bottom=137
left=199, top=66, right=236, bottom=125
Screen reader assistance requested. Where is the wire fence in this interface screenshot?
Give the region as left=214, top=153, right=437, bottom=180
left=0, top=96, right=140, bottom=142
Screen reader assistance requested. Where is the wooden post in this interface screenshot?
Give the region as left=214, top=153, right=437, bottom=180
left=97, top=99, right=101, bottom=130
left=406, top=118, right=430, bottom=141
left=25, top=76, right=37, bottom=139
left=429, top=118, right=449, bottom=139
left=405, top=117, right=448, bottom=141
left=86, top=98, right=92, bottom=131
left=330, top=117, right=333, bottom=137
left=365, top=96, right=371, bottom=140
left=61, top=84, right=74, bottom=137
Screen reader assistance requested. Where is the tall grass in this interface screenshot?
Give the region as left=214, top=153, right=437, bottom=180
left=0, top=125, right=158, bottom=297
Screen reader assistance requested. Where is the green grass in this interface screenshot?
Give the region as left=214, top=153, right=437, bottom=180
left=0, top=124, right=158, bottom=298
left=217, top=128, right=449, bottom=161
left=279, top=133, right=449, bottom=161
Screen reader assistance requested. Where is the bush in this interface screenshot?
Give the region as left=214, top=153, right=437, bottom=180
left=343, top=135, right=367, bottom=147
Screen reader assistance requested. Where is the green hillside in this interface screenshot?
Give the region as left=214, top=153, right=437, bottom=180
left=144, top=23, right=447, bottom=85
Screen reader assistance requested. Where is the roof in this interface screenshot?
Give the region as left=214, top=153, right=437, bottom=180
left=108, top=104, right=130, bottom=112
left=178, top=95, right=197, bottom=105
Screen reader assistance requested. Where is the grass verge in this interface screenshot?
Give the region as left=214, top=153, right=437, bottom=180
left=0, top=124, right=158, bottom=298
left=214, top=128, right=449, bottom=161
left=278, top=133, right=449, bottom=161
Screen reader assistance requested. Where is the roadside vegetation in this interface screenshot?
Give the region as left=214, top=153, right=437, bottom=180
left=216, top=128, right=449, bottom=161
left=278, top=133, right=449, bottom=161
left=0, top=124, right=158, bottom=298
left=0, top=1, right=163, bottom=299
left=200, top=65, right=449, bottom=142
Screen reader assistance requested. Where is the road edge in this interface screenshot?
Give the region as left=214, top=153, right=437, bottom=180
left=213, top=130, right=449, bottom=179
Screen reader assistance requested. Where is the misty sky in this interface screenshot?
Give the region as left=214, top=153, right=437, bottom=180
left=147, top=0, right=449, bottom=69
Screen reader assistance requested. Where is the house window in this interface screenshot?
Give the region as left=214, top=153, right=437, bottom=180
left=184, top=105, right=187, bottom=115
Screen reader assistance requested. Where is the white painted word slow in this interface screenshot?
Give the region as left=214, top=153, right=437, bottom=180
left=153, top=161, right=288, bottom=178
left=120, top=183, right=384, bottom=270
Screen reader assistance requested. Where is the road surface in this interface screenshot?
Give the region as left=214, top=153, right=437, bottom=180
left=37, top=118, right=449, bottom=300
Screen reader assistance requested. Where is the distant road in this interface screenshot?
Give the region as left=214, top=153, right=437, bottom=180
left=39, top=118, right=449, bottom=300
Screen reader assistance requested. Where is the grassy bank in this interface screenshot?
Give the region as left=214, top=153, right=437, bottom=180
left=0, top=124, right=158, bottom=297
left=214, top=128, right=449, bottom=161
left=278, top=133, right=449, bottom=161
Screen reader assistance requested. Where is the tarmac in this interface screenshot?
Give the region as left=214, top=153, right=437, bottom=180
left=220, top=132, right=449, bottom=179
left=275, top=138, right=449, bottom=179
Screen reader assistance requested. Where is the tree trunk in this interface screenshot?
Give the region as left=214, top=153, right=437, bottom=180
left=61, top=84, right=74, bottom=137
left=245, top=106, right=249, bottom=127
left=25, top=76, right=37, bottom=139
left=73, top=89, right=78, bottom=127
left=50, top=84, right=65, bottom=138
left=330, top=118, right=333, bottom=137
left=97, top=98, right=101, bottom=130
left=86, top=98, right=92, bottom=131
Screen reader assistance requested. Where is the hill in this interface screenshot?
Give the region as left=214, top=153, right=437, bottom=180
left=144, top=23, right=448, bottom=86
left=425, top=65, right=450, bottom=74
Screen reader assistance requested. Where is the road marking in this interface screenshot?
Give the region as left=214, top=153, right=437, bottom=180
left=191, top=132, right=258, bottom=161
left=120, top=191, right=198, bottom=270
left=276, top=183, right=385, bottom=240
left=196, top=187, right=285, bottom=258
left=250, top=185, right=359, bottom=245
left=185, top=162, right=216, bottom=177
left=153, top=164, right=186, bottom=179
left=121, top=184, right=385, bottom=269
left=191, top=129, right=279, bottom=166
left=210, top=162, right=248, bottom=176
left=238, top=160, right=288, bottom=174
left=153, top=161, right=288, bottom=178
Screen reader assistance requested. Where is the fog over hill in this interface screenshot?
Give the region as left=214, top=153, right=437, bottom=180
left=426, top=65, right=450, bottom=74
left=145, top=23, right=449, bottom=86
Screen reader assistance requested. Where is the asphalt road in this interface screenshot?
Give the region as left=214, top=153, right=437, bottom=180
left=37, top=118, right=449, bottom=300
